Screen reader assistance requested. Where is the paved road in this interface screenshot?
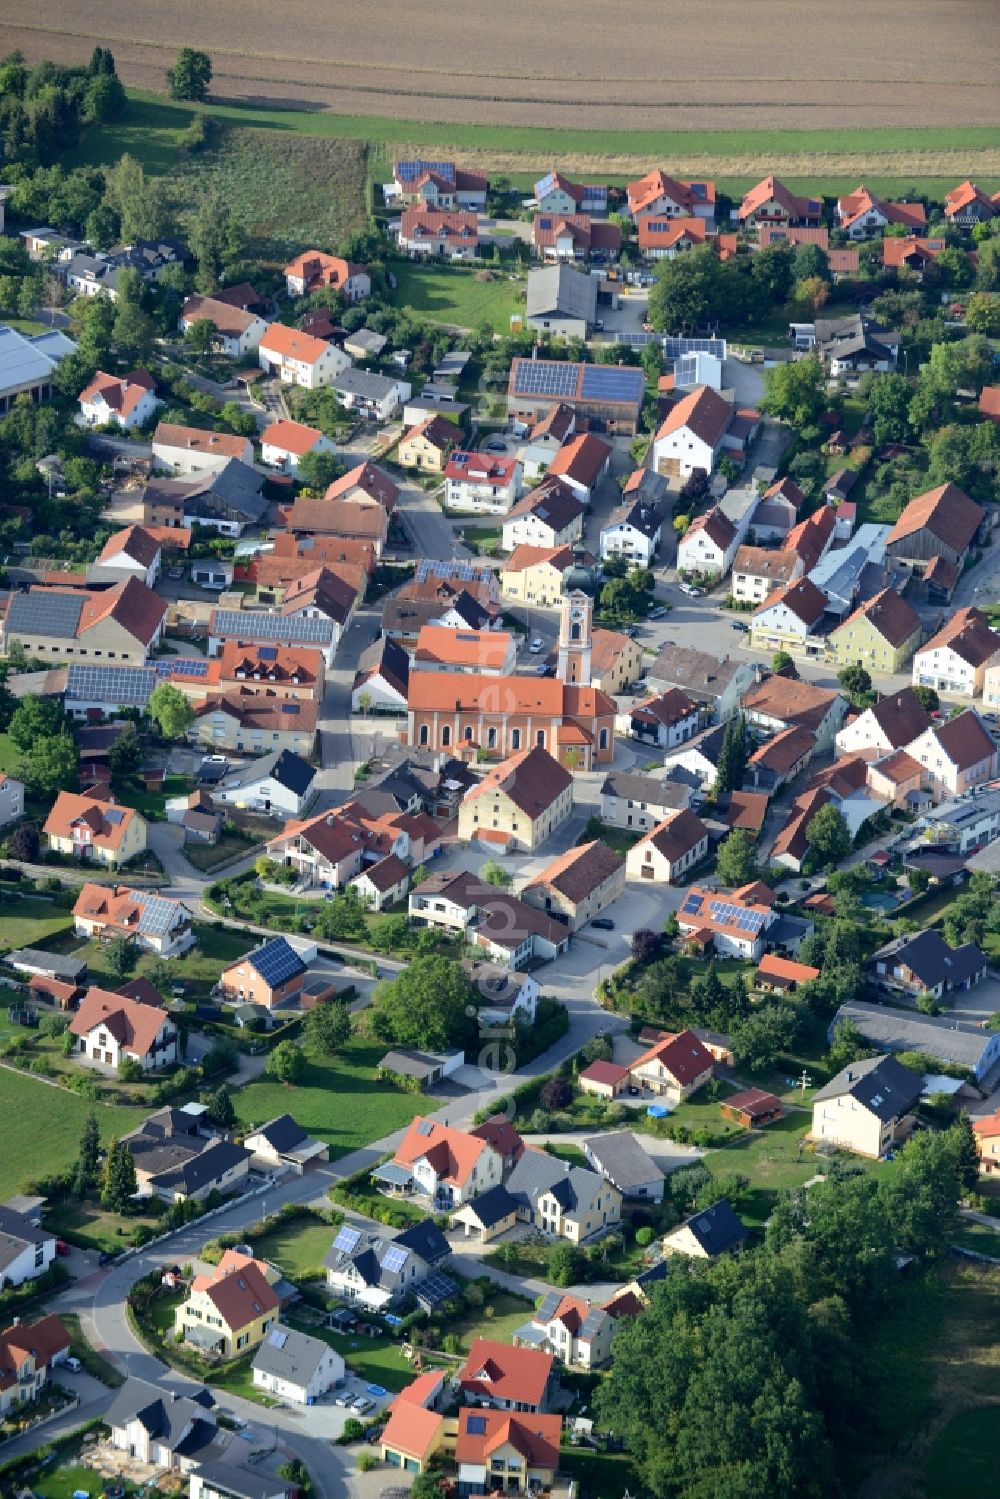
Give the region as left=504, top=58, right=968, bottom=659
left=395, top=478, right=471, bottom=561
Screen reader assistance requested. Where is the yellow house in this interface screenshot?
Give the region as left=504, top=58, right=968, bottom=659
left=591, top=628, right=643, bottom=693
left=175, top=1252, right=280, bottom=1359
left=500, top=544, right=577, bottom=606
left=457, top=744, right=574, bottom=853
left=43, top=791, right=147, bottom=868
left=380, top=1376, right=454, bottom=1475
left=810, top=1055, right=922, bottom=1159
left=397, top=414, right=462, bottom=473
left=827, top=587, right=922, bottom=675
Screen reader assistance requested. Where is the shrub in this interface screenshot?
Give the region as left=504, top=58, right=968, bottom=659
left=635, top=1226, right=654, bottom=1247
left=539, top=1076, right=572, bottom=1110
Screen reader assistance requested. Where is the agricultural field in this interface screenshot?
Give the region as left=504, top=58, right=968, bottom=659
left=5, top=1, right=998, bottom=138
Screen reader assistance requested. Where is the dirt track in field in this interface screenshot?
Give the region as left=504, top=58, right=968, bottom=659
left=2, top=0, right=999, bottom=132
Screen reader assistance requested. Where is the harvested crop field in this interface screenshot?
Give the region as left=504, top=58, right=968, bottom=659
left=4, top=1, right=999, bottom=133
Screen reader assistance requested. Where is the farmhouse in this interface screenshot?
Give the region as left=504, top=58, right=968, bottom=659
left=457, top=744, right=573, bottom=853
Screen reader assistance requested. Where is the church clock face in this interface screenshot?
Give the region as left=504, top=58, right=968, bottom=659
left=571, top=608, right=583, bottom=622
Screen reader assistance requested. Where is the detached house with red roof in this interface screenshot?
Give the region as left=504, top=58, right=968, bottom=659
left=545, top=432, right=612, bottom=502
left=0, top=1316, right=70, bottom=1418
left=636, top=215, right=708, bottom=259
left=628, top=1028, right=715, bottom=1102
left=625, top=809, right=710, bottom=884
left=93, top=524, right=162, bottom=586
left=749, top=577, right=828, bottom=655
left=904, top=710, right=1000, bottom=802
left=455, top=1407, right=562, bottom=1493
left=70, top=985, right=179, bottom=1072
left=260, top=419, right=336, bottom=477
left=176, top=1251, right=279, bottom=1359
left=258, top=322, right=350, bottom=389
left=44, top=789, right=146, bottom=868
left=738, top=175, right=822, bottom=230
left=653, top=385, right=735, bottom=482
left=522, top=839, right=626, bottom=930
left=534, top=168, right=607, bottom=216
left=444, top=450, right=523, bottom=514
left=972, top=1108, right=1000, bottom=1176
left=836, top=185, right=926, bottom=240
left=283, top=250, right=370, bottom=302
left=944, top=180, right=997, bottom=226
left=531, top=213, right=620, bottom=263
left=459, top=1337, right=555, bottom=1413
left=392, top=159, right=488, bottom=210
left=627, top=169, right=716, bottom=222
left=78, top=368, right=160, bottom=431
left=677, top=506, right=739, bottom=578
left=72, top=883, right=194, bottom=956
left=391, top=1118, right=503, bottom=1208
left=398, top=208, right=479, bottom=260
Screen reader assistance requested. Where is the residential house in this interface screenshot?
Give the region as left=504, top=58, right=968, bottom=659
left=176, top=1252, right=280, bottom=1358
left=352, top=636, right=410, bottom=715
left=599, top=770, right=693, bottom=833
left=943, top=180, right=998, bottom=226
left=72, top=883, right=194, bottom=956
left=260, top=419, right=336, bottom=477
left=144, top=459, right=268, bottom=535
left=531, top=212, right=620, bottom=263
left=883, top=235, right=949, bottom=274
left=835, top=687, right=933, bottom=758
left=525, top=264, right=597, bottom=338
left=636, top=215, right=708, bottom=259
left=905, top=710, right=999, bottom=801
left=207, top=609, right=336, bottom=670
left=784, top=504, right=836, bottom=573
left=600, top=476, right=667, bottom=566
left=749, top=577, right=828, bottom=654
left=215, top=641, right=325, bottom=703
left=266, top=808, right=382, bottom=890
left=625, top=810, right=710, bottom=883
left=70, top=985, right=179, bottom=1072
left=499, top=542, right=594, bottom=606
left=409, top=870, right=571, bottom=968
left=398, top=208, right=479, bottom=259
left=738, top=176, right=822, bottom=229
left=628, top=1028, right=715, bottom=1101
left=379, top=1380, right=449, bottom=1476
left=884, top=484, right=985, bottom=572
left=330, top=367, right=412, bottom=422
left=391, top=1118, right=504, bottom=1208
left=746, top=724, right=816, bottom=792
left=77, top=369, right=160, bottom=430
left=972, top=1110, right=1000, bottom=1176
left=754, top=953, right=821, bottom=995
left=219, top=937, right=309, bottom=1011
left=252, top=1326, right=343, bottom=1405
left=91, top=524, right=162, bottom=586
left=832, top=1001, right=1000, bottom=1084
left=151, top=423, right=253, bottom=477
left=675, top=884, right=777, bottom=960
left=283, top=250, right=370, bottom=301
left=323, top=1220, right=450, bottom=1310
left=258, top=323, right=350, bottom=389
left=581, top=1132, right=665, bottom=1203
left=912, top=607, right=1000, bottom=698
left=243, top=1115, right=329, bottom=1174
left=578, top=1060, right=631, bottom=1100
left=521, top=840, right=626, bottom=930
left=648, top=646, right=756, bottom=723
left=190, top=693, right=317, bottom=758
left=179, top=295, right=267, bottom=358
left=444, top=451, right=523, bottom=515
left=828, top=586, right=923, bottom=674
left=0, top=1316, right=70, bottom=1418
left=190, top=1463, right=294, bottom=1499
left=4, top=576, right=166, bottom=665
left=517, top=402, right=576, bottom=478
left=214, top=748, right=317, bottom=818
left=413, top=624, right=516, bottom=676
left=458, top=745, right=573, bottom=852
left=43, top=790, right=146, bottom=868
left=534, top=169, right=607, bottom=215
left=0, top=773, right=24, bottom=829
left=514, top=1292, right=613, bottom=1371
left=392, top=159, right=488, bottom=209
left=867, top=929, right=988, bottom=1001
left=462, top=961, right=539, bottom=1030
left=678, top=507, right=739, bottom=577
left=796, top=313, right=900, bottom=375
left=589, top=628, right=642, bottom=695
left=507, top=356, right=645, bottom=436
left=750, top=477, right=806, bottom=542
left=0, top=1206, right=56, bottom=1290
left=811, top=1055, right=923, bottom=1159
left=459, top=1338, right=554, bottom=1414
left=627, top=169, right=716, bottom=222
left=545, top=433, right=612, bottom=502
left=104, top=1377, right=218, bottom=1472
left=742, top=676, right=847, bottom=752
left=505, top=1152, right=621, bottom=1243
left=731, top=545, right=803, bottom=605
left=397, top=414, right=462, bottom=473
left=836, top=185, right=926, bottom=238
left=866, top=748, right=927, bottom=809
left=662, top=1200, right=749, bottom=1258
left=502, top=478, right=585, bottom=552
left=653, top=385, right=734, bottom=482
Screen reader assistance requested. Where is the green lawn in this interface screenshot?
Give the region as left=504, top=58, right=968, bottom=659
left=559, top=1449, right=640, bottom=1499
left=183, top=833, right=258, bottom=873
left=247, top=1217, right=337, bottom=1281
left=0, top=1069, right=145, bottom=1200
left=949, top=1221, right=1000, bottom=1259
left=35, top=1464, right=108, bottom=1499
left=113, top=773, right=192, bottom=820
left=0, top=732, right=19, bottom=774
left=43, top=1198, right=162, bottom=1257
left=287, top=1312, right=415, bottom=1393
left=925, top=1408, right=1000, bottom=1498
left=74, top=921, right=250, bottom=999
left=233, top=1038, right=429, bottom=1161
left=701, top=1109, right=816, bottom=1226
left=392, top=263, right=525, bottom=330
left=0, top=894, right=76, bottom=953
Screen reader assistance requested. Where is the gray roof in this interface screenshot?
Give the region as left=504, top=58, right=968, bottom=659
left=332, top=368, right=403, bottom=400
left=869, top=929, right=987, bottom=991
left=829, top=1004, right=996, bottom=1077
left=247, top=1114, right=307, bottom=1153
left=506, top=1151, right=608, bottom=1219
left=219, top=748, right=316, bottom=798
left=377, top=1048, right=441, bottom=1080
left=582, top=1131, right=664, bottom=1192
left=198, top=458, right=268, bottom=522
left=648, top=646, right=747, bottom=699
left=189, top=1461, right=291, bottom=1499
left=813, top=1050, right=924, bottom=1119
left=105, top=1377, right=217, bottom=1454
left=601, top=771, right=691, bottom=811
left=251, top=1324, right=334, bottom=1383
left=0, top=1206, right=53, bottom=1272
left=0, top=324, right=76, bottom=390
left=209, top=609, right=333, bottom=647
left=66, top=663, right=157, bottom=708
left=920, top=789, right=1000, bottom=829
left=674, top=1198, right=748, bottom=1256
left=603, top=496, right=664, bottom=541
left=148, top=1139, right=250, bottom=1196
left=323, top=1225, right=431, bottom=1291
left=967, top=840, right=1000, bottom=875
left=460, top=1183, right=518, bottom=1229
left=6, top=949, right=88, bottom=981
left=394, top=1217, right=451, bottom=1266
left=526, top=264, right=598, bottom=324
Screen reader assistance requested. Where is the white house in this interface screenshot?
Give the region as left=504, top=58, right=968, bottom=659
left=749, top=577, right=828, bottom=652
left=677, top=507, right=738, bottom=577
left=179, top=295, right=268, bottom=359
left=92, top=525, right=162, bottom=586
left=105, top=1378, right=218, bottom=1473
left=625, top=810, right=710, bottom=883
left=546, top=432, right=612, bottom=502
left=0, top=1206, right=56, bottom=1290
left=731, top=545, right=804, bottom=605
left=151, top=423, right=254, bottom=477
left=259, top=323, right=351, bottom=389
left=260, top=419, right=337, bottom=476
left=330, top=368, right=412, bottom=422
left=352, top=636, right=409, bottom=714
left=911, top=608, right=1000, bottom=700
left=904, top=711, right=1000, bottom=802
left=502, top=478, right=585, bottom=551
left=214, top=748, right=317, bottom=818
left=600, top=474, right=666, bottom=567
left=0, top=773, right=24, bottom=829
left=444, top=451, right=523, bottom=514
left=350, top=853, right=411, bottom=912
left=653, top=385, right=734, bottom=481
left=77, top=370, right=161, bottom=431
left=69, top=987, right=179, bottom=1072
left=252, top=1326, right=344, bottom=1405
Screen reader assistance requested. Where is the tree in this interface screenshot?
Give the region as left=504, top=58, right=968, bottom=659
left=304, top=998, right=352, bottom=1057
left=794, top=242, right=830, bottom=283
left=713, top=712, right=747, bottom=795
left=9, top=822, right=39, bottom=863
left=912, top=684, right=939, bottom=713
left=220, top=401, right=257, bottom=439
left=9, top=693, right=66, bottom=751
left=548, top=1242, right=586, bottom=1286
left=295, top=449, right=342, bottom=491
left=805, top=803, right=853, bottom=867
left=17, top=735, right=79, bottom=799
left=481, top=858, right=512, bottom=889
left=188, top=189, right=242, bottom=293
left=167, top=48, right=213, bottom=101
left=771, top=649, right=794, bottom=672
left=730, top=1001, right=797, bottom=1072
left=149, top=683, right=195, bottom=740
left=369, top=914, right=412, bottom=952
left=112, top=299, right=155, bottom=365
left=108, top=722, right=142, bottom=775
left=751, top=244, right=795, bottom=304
left=714, top=829, right=757, bottom=890
left=792, top=275, right=830, bottom=315
left=837, top=662, right=873, bottom=704
left=761, top=355, right=827, bottom=428
left=100, top=1140, right=136, bottom=1212
left=965, top=291, right=1000, bottom=336
left=648, top=246, right=723, bottom=333
left=76, top=1110, right=101, bottom=1196
left=864, top=371, right=914, bottom=446
left=102, top=155, right=168, bottom=243
left=184, top=317, right=217, bottom=356
left=827, top=1018, right=871, bottom=1073
left=631, top=928, right=664, bottom=964
left=83, top=71, right=126, bottom=123
left=539, top=1076, right=572, bottom=1109
left=368, top=956, right=477, bottom=1052
left=105, top=935, right=136, bottom=980
left=953, top=1111, right=981, bottom=1194
left=205, top=1084, right=236, bottom=1129
left=266, top=1040, right=306, bottom=1085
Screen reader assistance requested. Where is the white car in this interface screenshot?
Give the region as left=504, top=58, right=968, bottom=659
left=679, top=583, right=702, bottom=598
left=529, top=638, right=544, bottom=653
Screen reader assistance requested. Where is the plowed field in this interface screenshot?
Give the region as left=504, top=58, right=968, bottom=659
left=2, top=0, right=998, bottom=133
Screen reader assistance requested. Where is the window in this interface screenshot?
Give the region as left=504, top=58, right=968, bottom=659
left=441, top=726, right=451, bottom=747
left=487, top=726, right=497, bottom=749
left=511, top=729, right=522, bottom=750
left=419, top=724, right=429, bottom=746
left=536, top=730, right=545, bottom=747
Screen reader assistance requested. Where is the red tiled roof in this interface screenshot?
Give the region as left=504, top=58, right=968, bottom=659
left=180, top=294, right=262, bottom=339
left=262, top=419, right=327, bottom=456
left=756, top=954, right=820, bottom=985
left=636, top=215, right=707, bottom=251
left=380, top=1400, right=443, bottom=1462
left=835, top=586, right=921, bottom=648
left=753, top=576, right=827, bottom=628
left=464, top=744, right=573, bottom=817
left=579, top=1059, right=630, bottom=1087
left=525, top=839, right=624, bottom=904
left=748, top=724, right=816, bottom=775
left=884, top=483, right=984, bottom=555
left=259, top=322, right=333, bottom=366
left=98, top=525, right=161, bottom=569
left=917, top=606, right=999, bottom=668
left=655, top=385, right=732, bottom=448
left=395, top=1118, right=495, bottom=1188
left=627, top=169, right=716, bottom=216
left=153, top=423, right=251, bottom=461
left=631, top=1027, right=714, bottom=1086
left=455, top=1408, right=561, bottom=1469
left=547, top=432, right=612, bottom=489
left=458, top=1338, right=553, bottom=1407
left=69, top=985, right=170, bottom=1058
left=739, top=175, right=819, bottom=222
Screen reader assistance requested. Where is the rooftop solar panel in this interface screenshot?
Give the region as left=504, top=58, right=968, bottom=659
left=380, top=1246, right=409, bottom=1274
left=333, top=1225, right=361, bottom=1255
left=396, top=159, right=455, bottom=185
left=137, top=894, right=180, bottom=937
left=251, top=936, right=305, bottom=987
left=156, top=657, right=209, bottom=677
left=211, top=610, right=332, bottom=645
left=467, top=1415, right=487, bottom=1434
left=414, top=1271, right=458, bottom=1308
left=580, top=364, right=645, bottom=404
left=66, top=663, right=156, bottom=707
left=8, top=590, right=84, bottom=640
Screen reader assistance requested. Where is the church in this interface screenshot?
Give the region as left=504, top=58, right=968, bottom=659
left=406, top=591, right=616, bottom=769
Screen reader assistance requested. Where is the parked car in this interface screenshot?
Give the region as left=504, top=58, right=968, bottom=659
left=55, top=1240, right=71, bottom=1257
left=97, top=1250, right=114, bottom=1266
left=63, top=1356, right=82, bottom=1373
left=647, top=605, right=667, bottom=618
left=529, top=638, right=544, bottom=653
left=591, top=917, right=615, bottom=931
left=679, top=583, right=702, bottom=598
left=731, top=620, right=749, bottom=632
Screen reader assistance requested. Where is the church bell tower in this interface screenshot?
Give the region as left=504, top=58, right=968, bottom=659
left=557, top=589, right=593, bottom=687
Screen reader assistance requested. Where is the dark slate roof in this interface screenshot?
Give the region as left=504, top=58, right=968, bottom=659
left=600, top=771, right=691, bottom=810
left=147, top=1140, right=250, bottom=1196
left=393, top=1217, right=451, bottom=1266
left=105, top=1377, right=216, bottom=1451
left=462, top=1183, right=519, bottom=1229
left=679, top=1198, right=748, bottom=1256
left=507, top=1150, right=606, bottom=1218
left=870, top=929, right=987, bottom=990
left=198, top=458, right=268, bottom=522
left=6, top=949, right=88, bottom=981
left=581, top=1131, right=664, bottom=1191
left=812, top=1054, right=924, bottom=1121
left=219, top=748, right=316, bottom=798
left=189, top=1461, right=291, bottom=1499
left=250, top=1114, right=307, bottom=1153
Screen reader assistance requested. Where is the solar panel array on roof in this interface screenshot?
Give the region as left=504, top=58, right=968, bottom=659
left=155, top=657, right=209, bottom=677
left=396, top=159, right=455, bottom=185
left=333, top=1225, right=361, bottom=1255
left=380, top=1245, right=409, bottom=1274
left=415, top=558, right=487, bottom=584
left=535, top=172, right=556, bottom=198
left=414, top=1271, right=459, bottom=1308
left=467, top=1414, right=488, bottom=1434
left=252, top=937, right=304, bottom=988
left=708, top=899, right=766, bottom=933
left=7, top=590, right=84, bottom=639
left=211, top=610, right=332, bottom=645
left=138, top=895, right=180, bottom=937
left=681, top=893, right=702, bottom=916
left=66, top=663, right=156, bottom=707
left=514, top=359, right=581, bottom=400
left=662, top=337, right=727, bottom=359
left=581, top=365, right=645, bottom=403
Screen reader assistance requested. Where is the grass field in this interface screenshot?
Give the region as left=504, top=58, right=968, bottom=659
left=44, top=1197, right=162, bottom=1256
left=391, top=263, right=525, bottom=330
left=35, top=1464, right=108, bottom=1499
left=701, top=1108, right=816, bottom=1226
left=288, top=1312, right=415, bottom=1393
left=0, top=1068, right=145, bottom=1198
left=0, top=894, right=75, bottom=952
left=232, top=1038, right=428, bottom=1160
left=74, top=921, right=249, bottom=999
left=247, top=1216, right=336, bottom=1280
left=924, top=1407, right=1000, bottom=1498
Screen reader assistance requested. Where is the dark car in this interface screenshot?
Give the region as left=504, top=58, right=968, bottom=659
left=98, top=1250, right=115, bottom=1266
left=731, top=620, right=749, bottom=632
left=591, top=918, right=615, bottom=931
